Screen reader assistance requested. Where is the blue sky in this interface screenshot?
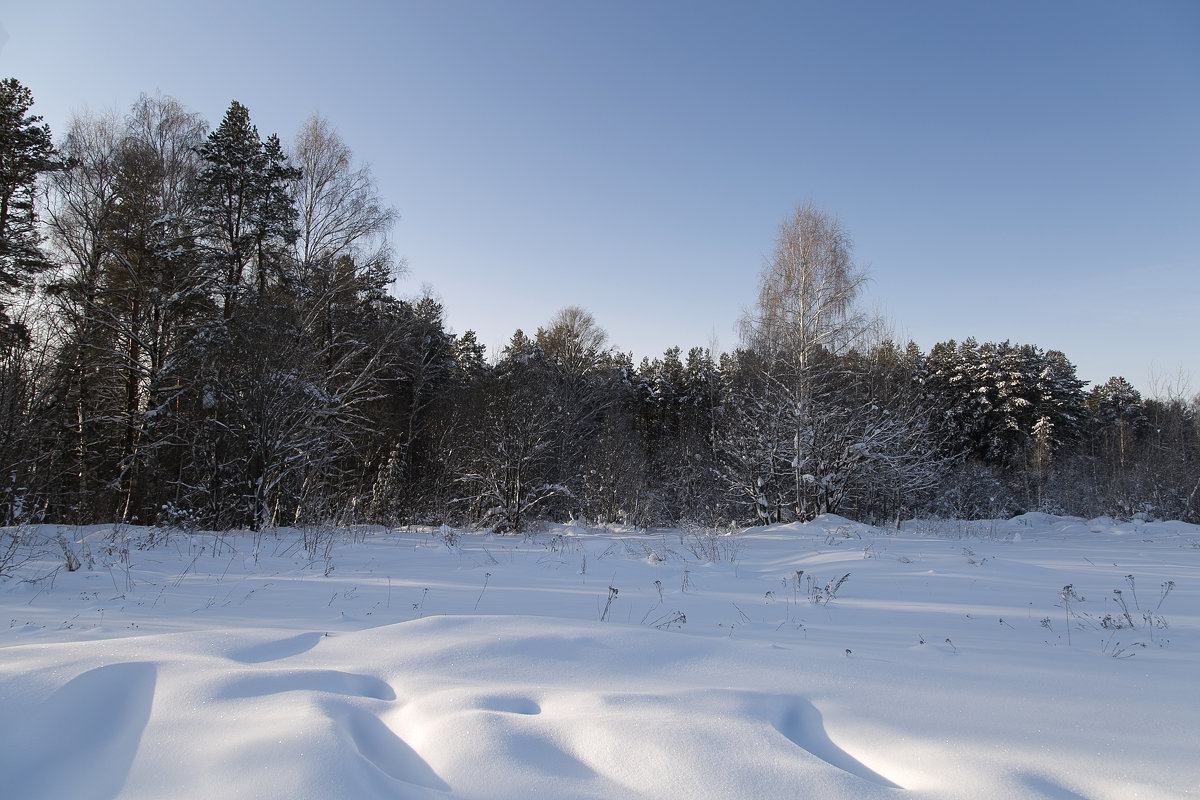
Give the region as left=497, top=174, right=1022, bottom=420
left=2, top=1, right=1197, bottom=395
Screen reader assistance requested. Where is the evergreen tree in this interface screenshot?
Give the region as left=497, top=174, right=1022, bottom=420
left=194, top=101, right=298, bottom=317
left=1088, top=376, right=1146, bottom=466
left=0, top=79, right=61, bottom=344
left=712, top=349, right=793, bottom=524
left=254, top=133, right=301, bottom=295
left=448, top=330, right=569, bottom=531
left=370, top=296, right=458, bottom=519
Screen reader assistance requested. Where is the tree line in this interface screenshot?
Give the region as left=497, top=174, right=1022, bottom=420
left=2, top=80, right=1197, bottom=530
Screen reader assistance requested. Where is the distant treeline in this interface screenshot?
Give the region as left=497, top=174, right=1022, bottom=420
left=2, top=80, right=1196, bottom=529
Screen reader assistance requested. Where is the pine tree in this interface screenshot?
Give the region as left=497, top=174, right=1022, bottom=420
left=0, top=79, right=61, bottom=344
left=1089, top=376, right=1146, bottom=469
left=194, top=101, right=299, bottom=317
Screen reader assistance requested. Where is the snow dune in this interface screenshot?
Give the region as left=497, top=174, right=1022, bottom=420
left=1, top=515, right=1197, bottom=798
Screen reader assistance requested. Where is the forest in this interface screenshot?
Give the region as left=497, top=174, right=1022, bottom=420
left=2, top=78, right=1197, bottom=532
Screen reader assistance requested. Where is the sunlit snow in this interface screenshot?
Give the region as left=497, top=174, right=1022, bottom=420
left=2, top=514, right=1197, bottom=799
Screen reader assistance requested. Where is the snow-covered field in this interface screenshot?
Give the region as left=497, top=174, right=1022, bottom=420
left=1, top=514, right=1197, bottom=799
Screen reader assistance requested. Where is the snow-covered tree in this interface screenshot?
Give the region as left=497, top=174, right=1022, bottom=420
left=712, top=349, right=794, bottom=523
left=447, top=334, right=571, bottom=531
left=739, top=202, right=915, bottom=521
left=40, top=95, right=211, bottom=522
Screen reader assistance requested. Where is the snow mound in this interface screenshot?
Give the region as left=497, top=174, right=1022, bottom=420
left=2, top=516, right=1198, bottom=798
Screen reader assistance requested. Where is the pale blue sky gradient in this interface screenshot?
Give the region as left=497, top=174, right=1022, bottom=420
left=2, top=1, right=1197, bottom=395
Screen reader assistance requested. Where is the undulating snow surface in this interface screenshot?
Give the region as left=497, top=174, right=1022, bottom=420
left=1, top=515, right=1197, bottom=799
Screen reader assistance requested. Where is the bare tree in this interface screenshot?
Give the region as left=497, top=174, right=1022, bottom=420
left=42, top=109, right=126, bottom=519
left=45, top=110, right=123, bottom=293
left=536, top=305, right=609, bottom=375
left=739, top=203, right=872, bottom=520
left=42, top=96, right=210, bottom=522
left=290, top=113, right=397, bottom=286
left=288, top=114, right=401, bottom=402
left=741, top=202, right=869, bottom=372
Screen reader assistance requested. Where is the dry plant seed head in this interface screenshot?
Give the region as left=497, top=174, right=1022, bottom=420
left=1157, top=580, right=1175, bottom=610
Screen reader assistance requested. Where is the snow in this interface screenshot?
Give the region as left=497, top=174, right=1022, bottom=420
left=2, top=515, right=1198, bottom=799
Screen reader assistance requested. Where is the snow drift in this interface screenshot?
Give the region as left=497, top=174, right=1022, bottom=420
left=1, top=514, right=1197, bottom=799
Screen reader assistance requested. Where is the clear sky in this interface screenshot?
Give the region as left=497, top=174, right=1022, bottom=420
left=2, top=1, right=1197, bottom=395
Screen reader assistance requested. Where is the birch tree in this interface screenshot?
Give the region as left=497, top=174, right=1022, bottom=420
left=739, top=202, right=870, bottom=520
